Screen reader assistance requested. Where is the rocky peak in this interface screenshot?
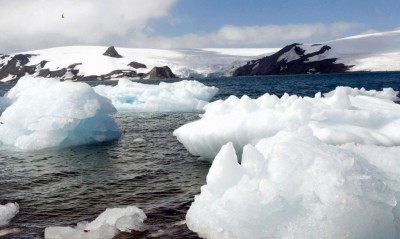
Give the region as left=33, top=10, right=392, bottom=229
left=233, top=43, right=352, bottom=76
left=144, top=66, right=176, bottom=80
left=103, top=46, right=122, bottom=58
left=128, top=61, right=147, bottom=69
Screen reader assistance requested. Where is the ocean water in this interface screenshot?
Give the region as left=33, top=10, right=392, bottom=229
left=1, top=72, right=400, bottom=238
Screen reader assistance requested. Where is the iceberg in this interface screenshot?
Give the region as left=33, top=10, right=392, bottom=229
left=0, top=202, right=19, bottom=227
left=174, top=86, right=400, bottom=160
left=93, top=79, right=218, bottom=112
left=45, top=205, right=146, bottom=239
left=184, top=87, right=400, bottom=238
left=186, top=130, right=400, bottom=239
left=0, top=77, right=121, bottom=150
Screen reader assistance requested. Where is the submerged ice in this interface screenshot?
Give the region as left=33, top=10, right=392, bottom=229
left=182, top=87, right=400, bottom=238
left=0, top=202, right=19, bottom=227
left=45, top=206, right=146, bottom=239
left=174, top=86, right=400, bottom=160
left=0, top=77, right=121, bottom=150
left=93, top=79, right=218, bottom=112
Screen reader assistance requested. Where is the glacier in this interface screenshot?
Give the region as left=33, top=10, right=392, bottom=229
left=93, top=78, right=218, bottom=112
left=44, top=206, right=146, bottom=239
left=0, top=202, right=19, bottom=227
left=174, top=86, right=400, bottom=160
left=0, top=77, right=121, bottom=150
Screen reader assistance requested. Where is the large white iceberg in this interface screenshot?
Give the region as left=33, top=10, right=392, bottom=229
left=0, top=77, right=121, bottom=150
left=186, top=131, right=400, bottom=239
left=174, top=86, right=400, bottom=160
left=45, top=205, right=146, bottom=239
left=0, top=202, right=19, bottom=227
left=184, top=87, right=400, bottom=238
left=93, top=79, right=218, bottom=112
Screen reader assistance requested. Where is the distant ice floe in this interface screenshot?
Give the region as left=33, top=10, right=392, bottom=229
left=45, top=206, right=146, bottom=239
left=0, top=77, right=121, bottom=150
left=174, top=86, right=400, bottom=160
left=182, top=87, right=400, bottom=238
left=0, top=202, right=19, bottom=227
left=93, top=79, right=218, bottom=112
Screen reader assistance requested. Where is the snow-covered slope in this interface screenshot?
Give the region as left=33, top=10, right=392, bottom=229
left=234, top=30, right=400, bottom=76
left=1, top=29, right=399, bottom=82
left=0, top=47, right=276, bottom=83
left=327, top=30, right=400, bottom=71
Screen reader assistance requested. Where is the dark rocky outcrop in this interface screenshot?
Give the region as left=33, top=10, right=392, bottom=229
left=0, top=50, right=176, bottom=82
left=38, top=68, right=68, bottom=78
left=233, top=43, right=352, bottom=76
left=144, top=66, right=176, bottom=80
left=101, top=70, right=137, bottom=80
left=0, top=54, right=37, bottom=82
left=128, top=61, right=147, bottom=69
left=102, top=46, right=122, bottom=58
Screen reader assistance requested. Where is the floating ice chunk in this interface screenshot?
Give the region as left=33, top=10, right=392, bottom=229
left=133, top=137, right=146, bottom=143
left=186, top=130, right=400, bottom=239
left=44, top=205, right=146, bottom=239
left=174, top=87, right=400, bottom=160
left=93, top=79, right=218, bottom=112
left=0, top=202, right=19, bottom=227
left=0, top=77, right=121, bottom=150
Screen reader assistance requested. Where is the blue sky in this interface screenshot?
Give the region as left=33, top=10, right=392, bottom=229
left=0, top=0, right=399, bottom=52
left=153, top=0, right=399, bottom=38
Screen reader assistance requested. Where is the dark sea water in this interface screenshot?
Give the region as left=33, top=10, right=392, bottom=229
left=1, top=72, right=400, bottom=238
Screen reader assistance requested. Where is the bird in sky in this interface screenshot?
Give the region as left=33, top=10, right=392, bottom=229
left=61, top=13, right=64, bottom=18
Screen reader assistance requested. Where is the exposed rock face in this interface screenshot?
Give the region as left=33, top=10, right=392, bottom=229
left=102, top=46, right=122, bottom=58
left=0, top=54, right=39, bottom=82
left=128, top=61, right=147, bottom=69
left=144, top=66, right=176, bottom=80
left=101, top=70, right=137, bottom=80
left=0, top=52, right=176, bottom=82
left=233, top=43, right=352, bottom=76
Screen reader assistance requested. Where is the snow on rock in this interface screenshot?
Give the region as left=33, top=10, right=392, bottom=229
left=174, top=87, right=400, bottom=160
left=234, top=30, right=400, bottom=76
left=0, top=77, right=121, bottom=150
left=20, top=47, right=274, bottom=79
left=326, top=30, right=400, bottom=72
left=0, top=203, right=19, bottom=227
left=93, top=79, right=218, bottom=112
left=186, top=130, right=400, bottom=239
left=45, top=206, right=146, bottom=239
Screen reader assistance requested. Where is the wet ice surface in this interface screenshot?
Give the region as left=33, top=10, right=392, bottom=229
left=0, top=112, right=209, bottom=238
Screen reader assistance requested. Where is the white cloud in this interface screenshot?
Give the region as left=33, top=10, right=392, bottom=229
left=126, top=22, right=363, bottom=48
left=0, top=0, right=177, bottom=52
left=0, top=1, right=363, bottom=53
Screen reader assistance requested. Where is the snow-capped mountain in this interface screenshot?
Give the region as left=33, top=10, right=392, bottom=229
left=234, top=30, right=400, bottom=76
left=233, top=43, right=351, bottom=76
left=1, top=29, right=400, bottom=82
left=0, top=46, right=275, bottom=83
